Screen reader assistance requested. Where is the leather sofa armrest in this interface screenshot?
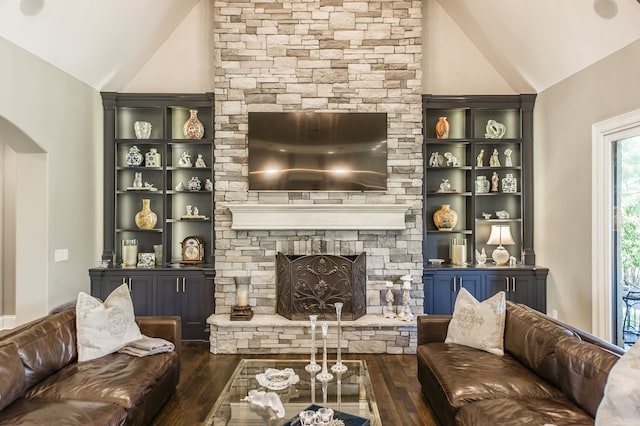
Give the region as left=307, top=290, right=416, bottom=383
left=136, top=316, right=182, bottom=360
left=417, top=315, right=451, bottom=346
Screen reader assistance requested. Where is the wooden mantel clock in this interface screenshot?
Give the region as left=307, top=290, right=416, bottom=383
left=181, top=236, right=205, bottom=264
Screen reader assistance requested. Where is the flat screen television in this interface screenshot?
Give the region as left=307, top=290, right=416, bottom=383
left=248, top=112, right=387, bottom=191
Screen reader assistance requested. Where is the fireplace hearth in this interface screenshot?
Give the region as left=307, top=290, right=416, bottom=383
left=276, top=252, right=366, bottom=320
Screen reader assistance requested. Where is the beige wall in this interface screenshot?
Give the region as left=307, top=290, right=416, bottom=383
left=535, top=40, right=640, bottom=332
left=0, top=36, right=102, bottom=323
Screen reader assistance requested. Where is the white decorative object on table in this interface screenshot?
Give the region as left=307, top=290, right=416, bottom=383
left=125, top=146, right=143, bottom=167
left=384, top=281, right=396, bottom=318
left=331, top=302, right=348, bottom=373
left=482, top=212, right=492, bottom=219
left=145, top=148, right=161, bottom=167
left=397, top=275, right=415, bottom=321
left=495, top=210, right=510, bottom=219
left=175, top=182, right=185, bottom=191
left=205, top=178, right=213, bottom=191
left=133, top=121, right=152, bottom=139
left=243, top=389, right=285, bottom=419
left=256, top=368, right=299, bottom=391
left=439, top=179, right=451, bottom=192
left=178, top=151, right=192, bottom=167
left=316, top=321, right=334, bottom=382
left=305, top=315, right=321, bottom=373
left=485, top=119, right=506, bottom=139
left=195, top=154, right=207, bottom=168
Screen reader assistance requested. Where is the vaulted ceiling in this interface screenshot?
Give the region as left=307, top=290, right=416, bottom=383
left=1, top=0, right=639, bottom=92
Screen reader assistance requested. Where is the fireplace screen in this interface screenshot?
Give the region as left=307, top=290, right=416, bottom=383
left=276, top=252, right=366, bottom=320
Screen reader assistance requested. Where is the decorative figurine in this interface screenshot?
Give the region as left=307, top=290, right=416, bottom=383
left=489, top=149, right=501, bottom=167
left=195, top=154, right=207, bottom=168
left=495, top=210, right=510, bottom=219
left=485, top=119, right=506, bottom=139
left=205, top=178, right=213, bottom=191
left=476, top=149, right=484, bottom=167
left=504, top=148, right=513, bottom=167
left=444, top=152, right=460, bottom=167
left=178, top=151, right=192, bottom=167
left=491, top=172, right=499, bottom=192
left=384, top=281, right=396, bottom=319
left=193, top=206, right=199, bottom=216
left=439, top=179, right=452, bottom=192
left=132, top=172, right=143, bottom=188
left=175, top=182, right=185, bottom=191
left=482, top=212, right=492, bottom=219
left=185, top=205, right=193, bottom=216
left=475, top=248, right=487, bottom=265
left=429, top=152, right=443, bottom=167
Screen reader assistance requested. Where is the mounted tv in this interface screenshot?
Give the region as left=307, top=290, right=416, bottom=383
left=248, top=112, right=387, bottom=191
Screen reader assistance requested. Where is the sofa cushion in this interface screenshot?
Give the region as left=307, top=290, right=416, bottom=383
left=445, top=288, right=506, bottom=355
left=0, top=342, right=26, bottom=411
left=455, top=397, right=594, bottom=426
left=76, top=283, right=142, bottom=362
left=595, top=338, right=640, bottom=425
left=417, top=342, right=563, bottom=409
left=3, top=308, right=77, bottom=389
left=504, top=302, right=577, bottom=387
left=0, top=398, right=127, bottom=426
left=24, top=351, right=178, bottom=412
left=555, top=337, right=620, bottom=418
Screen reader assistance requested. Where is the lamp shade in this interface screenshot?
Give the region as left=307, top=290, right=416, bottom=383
left=486, top=225, right=515, bottom=246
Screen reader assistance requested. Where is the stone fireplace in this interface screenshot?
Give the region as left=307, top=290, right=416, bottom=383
left=210, top=0, right=423, bottom=354
left=276, top=253, right=366, bottom=320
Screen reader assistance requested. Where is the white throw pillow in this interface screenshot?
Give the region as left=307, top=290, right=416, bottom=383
left=445, top=288, right=506, bottom=355
left=76, top=283, right=142, bottom=362
left=595, top=341, right=640, bottom=425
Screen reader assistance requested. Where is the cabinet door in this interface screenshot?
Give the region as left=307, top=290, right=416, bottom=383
left=91, top=272, right=154, bottom=316
left=156, top=273, right=213, bottom=340
left=485, top=271, right=536, bottom=308
left=431, top=271, right=483, bottom=315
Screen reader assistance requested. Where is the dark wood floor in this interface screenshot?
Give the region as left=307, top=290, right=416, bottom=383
left=150, top=342, right=439, bottom=425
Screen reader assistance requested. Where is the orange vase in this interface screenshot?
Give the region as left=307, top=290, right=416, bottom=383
left=435, top=116, right=450, bottom=139
left=135, top=199, right=157, bottom=230
left=433, top=204, right=458, bottom=231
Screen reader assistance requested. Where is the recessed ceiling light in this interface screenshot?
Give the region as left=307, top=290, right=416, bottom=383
left=20, top=0, right=45, bottom=16
left=593, top=0, right=618, bottom=19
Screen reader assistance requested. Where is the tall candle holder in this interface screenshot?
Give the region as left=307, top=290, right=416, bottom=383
left=305, top=315, right=321, bottom=373
left=383, top=281, right=396, bottom=318
left=316, top=321, right=334, bottom=382
left=331, top=302, right=348, bottom=373
left=397, top=274, right=415, bottom=321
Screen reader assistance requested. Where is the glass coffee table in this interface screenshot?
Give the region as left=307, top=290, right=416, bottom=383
left=204, top=359, right=381, bottom=425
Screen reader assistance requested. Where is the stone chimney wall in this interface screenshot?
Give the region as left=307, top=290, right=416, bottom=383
left=213, top=0, right=423, bottom=315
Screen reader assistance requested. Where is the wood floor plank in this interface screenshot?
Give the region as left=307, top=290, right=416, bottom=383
left=150, top=342, right=438, bottom=425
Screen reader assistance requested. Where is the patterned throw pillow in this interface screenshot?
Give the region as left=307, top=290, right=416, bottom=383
left=76, top=283, right=142, bottom=362
left=445, top=288, right=506, bottom=355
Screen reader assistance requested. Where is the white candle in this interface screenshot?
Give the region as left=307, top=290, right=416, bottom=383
left=385, top=281, right=394, bottom=288
left=403, top=281, right=411, bottom=290
left=451, top=244, right=466, bottom=265
left=237, top=289, right=249, bottom=306
left=123, top=245, right=138, bottom=266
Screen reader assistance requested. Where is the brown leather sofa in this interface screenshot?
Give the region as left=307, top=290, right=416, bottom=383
left=0, top=307, right=181, bottom=425
left=417, top=302, right=625, bottom=426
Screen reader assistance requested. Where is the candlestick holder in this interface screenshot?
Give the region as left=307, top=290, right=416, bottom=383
left=383, top=281, right=396, bottom=318
left=331, top=302, right=348, bottom=373
left=316, top=321, right=334, bottom=382
left=397, top=275, right=415, bottom=321
left=305, top=315, right=321, bottom=373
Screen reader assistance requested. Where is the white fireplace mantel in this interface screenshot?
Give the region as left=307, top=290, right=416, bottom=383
left=226, top=204, right=411, bottom=230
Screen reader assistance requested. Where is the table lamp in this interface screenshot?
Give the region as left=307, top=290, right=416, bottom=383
left=486, top=225, right=515, bottom=266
